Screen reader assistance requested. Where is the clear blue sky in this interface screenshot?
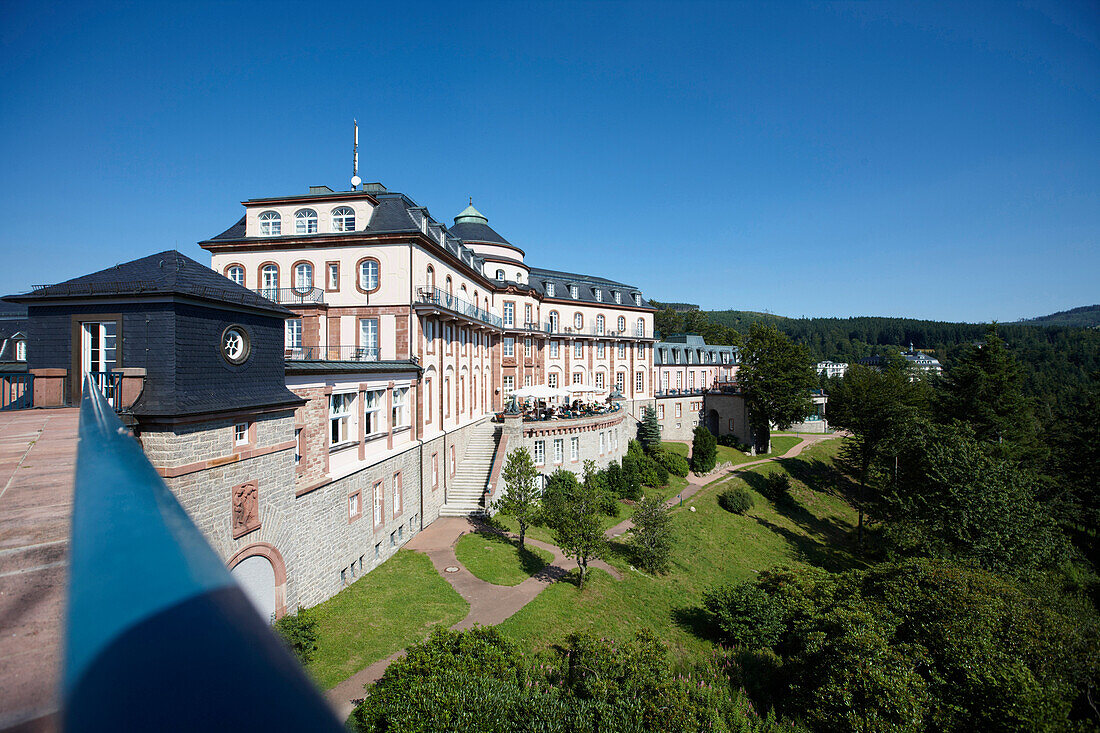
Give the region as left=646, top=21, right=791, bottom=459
left=1, top=1, right=1097, bottom=321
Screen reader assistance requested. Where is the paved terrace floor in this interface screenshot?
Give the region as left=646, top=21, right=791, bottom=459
left=0, top=409, right=78, bottom=733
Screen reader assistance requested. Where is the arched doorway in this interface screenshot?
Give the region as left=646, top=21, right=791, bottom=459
left=228, top=543, right=287, bottom=623
left=706, top=410, right=719, bottom=435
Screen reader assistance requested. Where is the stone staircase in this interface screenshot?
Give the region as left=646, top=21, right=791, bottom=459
left=440, top=421, right=500, bottom=517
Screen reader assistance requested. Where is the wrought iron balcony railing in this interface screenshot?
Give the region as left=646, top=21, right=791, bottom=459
left=285, top=345, right=380, bottom=361
left=416, top=287, right=502, bottom=328
left=66, top=375, right=343, bottom=730
left=253, top=286, right=326, bottom=305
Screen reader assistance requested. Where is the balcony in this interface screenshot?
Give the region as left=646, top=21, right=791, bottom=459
left=509, top=322, right=652, bottom=340
left=285, top=345, right=379, bottom=362
left=416, top=288, right=502, bottom=328
left=253, top=286, right=325, bottom=305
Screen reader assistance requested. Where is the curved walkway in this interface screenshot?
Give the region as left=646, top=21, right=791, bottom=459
left=325, top=517, right=620, bottom=718
left=605, top=432, right=839, bottom=538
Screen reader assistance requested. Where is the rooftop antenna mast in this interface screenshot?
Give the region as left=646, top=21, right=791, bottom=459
left=350, top=119, right=361, bottom=190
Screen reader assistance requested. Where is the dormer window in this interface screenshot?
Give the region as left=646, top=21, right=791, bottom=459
left=15, top=340, right=26, bottom=361
left=259, top=210, right=281, bottom=236
left=613, top=290, right=621, bottom=304
left=546, top=283, right=555, bottom=297
left=569, top=285, right=578, bottom=299
left=594, top=289, right=602, bottom=302
left=295, top=209, right=318, bottom=234
left=332, top=207, right=355, bottom=232
left=496, top=269, right=505, bottom=281
left=633, top=293, right=641, bottom=306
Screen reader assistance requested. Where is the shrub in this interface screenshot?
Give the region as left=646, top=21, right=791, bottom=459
left=718, top=488, right=753, bottom=514
left=759, top=473, right=795, bottom=507
left=653, top=447, right=690, bottom=477
left=718, top=434, right=752, bottom=452
left=619, top=455, right=643, bottom=500
left=690, top=426, right=718, bottom=473
left=701, top=582, right=785, bottom=650
left=631, top=494, right=674, bottom=573
left=274, top=606, right=319, bottom=665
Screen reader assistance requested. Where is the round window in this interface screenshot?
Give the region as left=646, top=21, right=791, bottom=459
left=221, top=325, right=251, bottom=365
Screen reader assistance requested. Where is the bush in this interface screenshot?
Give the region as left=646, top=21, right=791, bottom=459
left=274, top=607, right=319, bottom=665
left=758, top=473, right=795, bottom=507
left=718, top=488, right=754, bottom=514
left=652, top=447, right=690, bottom=477
left=631, top=494, right=674, bottom=573
left=690, top=426, right=718, bottom=474
left=702, top=582, right=785, bottom=649
left=718, top=434, right=752, bottom=452
left=619, top=455, right=643, bottom=500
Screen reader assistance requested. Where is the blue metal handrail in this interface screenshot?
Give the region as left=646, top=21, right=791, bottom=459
left=65, top=375, right=342, bottom=731
left=417, top=287, right=503, bottom=328
left=0, top=373, right=33, bottom=410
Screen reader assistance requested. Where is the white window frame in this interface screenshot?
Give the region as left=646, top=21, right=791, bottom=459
left=359, top=318, right=379, bottom=361
left=596, top=341, right=605, bottom=359
left=502, top=375, right=514, bottom=396
left=503, top=302, right=514, bottom=327
left=574, top=313, right=583, bottom=329
left=548, top=372, right=558, bottom=389
left=596, top=315, right=605, bottom=334
left=570, top=436, right=579, bottom=461
left=364, top=389, right=385, bottom=436
left=574, top=341, right=583, bottom=359
left=533, top=440, right=545, bottom=466
left=549, top=340, right=559, bottom=358
left=328, top=262, right=339, bottom=289
left=503, top=337, right=514, bottom=357
left=332, top=206, right=355, bottom=232
left=294, top=263, right=313, bottom=290
left=227, top=265, right=244, bottom=287
left=553, top=438, right=564, bottom=464
left=524, top=338, right=532, bottom=358
left=329, top=392, right=355, bottom=446
left=570, top=285, right=578, bottom=299
left=546, top=282, right=555, bottom=297
left=617, top=342, right=626, bottom=359
left=286, top=319, right=302, bottom=350
left=594, top=289, right=602, bottom=302
left=259, top=210, right=281, bottom=236
left=392, top=387, right=408, bottom=428
left=234, top=422, right=249, bottom=446
left=359, top=260, right=379, bottom=291
left=295, top=208, right=318, bottom=234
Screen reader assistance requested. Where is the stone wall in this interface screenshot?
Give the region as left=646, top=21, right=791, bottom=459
left=498, top=410, right=630, bottom=485
left=654, top=394, right=706, bottom=442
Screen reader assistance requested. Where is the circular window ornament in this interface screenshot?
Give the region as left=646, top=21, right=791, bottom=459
left=221, top=325, right=251, bottom=365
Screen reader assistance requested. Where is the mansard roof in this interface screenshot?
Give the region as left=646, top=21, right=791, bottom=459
left=9, top=251, right=293, bottom=317
left=654, top=334, right=739, bottom=366
left=527, top=267, right=653, bottom=309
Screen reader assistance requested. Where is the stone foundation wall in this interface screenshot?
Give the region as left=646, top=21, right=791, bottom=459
left=654, top=394, right=706, bottom=442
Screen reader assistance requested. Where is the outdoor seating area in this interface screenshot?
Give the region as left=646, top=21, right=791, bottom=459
left=494, top=384, right=622, bottom=423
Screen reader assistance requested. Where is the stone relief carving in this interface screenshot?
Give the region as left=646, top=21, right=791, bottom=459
left=231, top=480, right=260, bottom=539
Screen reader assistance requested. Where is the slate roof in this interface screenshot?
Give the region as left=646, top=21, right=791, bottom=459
left=449, top=221, right=511, bottom=246
left=9, top=250, right=293, bottom=317
left=654, top=334, right=739, bottom=366
left=527, top=267, right=653, bottom=309
left=285, top=359, right=422, bottom=376
left=0, top=301, right=27, bottom=319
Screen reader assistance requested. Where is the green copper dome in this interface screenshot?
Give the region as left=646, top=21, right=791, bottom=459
left=454, top=201, right=488, bottom=226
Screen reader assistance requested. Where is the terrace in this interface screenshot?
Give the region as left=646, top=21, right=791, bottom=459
left=415, top=287, right=502, bottom=329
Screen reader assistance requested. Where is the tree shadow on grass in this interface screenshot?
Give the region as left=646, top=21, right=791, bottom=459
left=776, top=456, right=860, bottom=506
left=750, top=516, right=859, bottom=572
left=670, top=605, right=715, bottom=643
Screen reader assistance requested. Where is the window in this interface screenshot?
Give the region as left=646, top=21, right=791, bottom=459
left=658, top=404, right=665, bottom=419
left=549, top=311, right=559, bottom=332
left=637, top=343, right=646, bottom=359
left=615, top=372, right=625, bottom=393
left=573, top=371, right=584, bottom=385
left=524, top=338, right=532, bottom=358
left=635, top=371, right=645, bottom=393
left=596, top=341, right=605, bottom=359
left=358, top=259, right=379, bottom=292
left=614, top=290, right=621, bottom=304
left=261, top=264, right=279, bottom=298
left=546, top=283, right=555, bottom=297
left=594, top=289, right=602, bottom=302
left=524, top=304, right=532, bottom=325
left=548, top=372, right=558, bottom=389
left=595, top=372, right=605, bottom=390
left=570, top=437, right=579, bottom=461
left=258, top=210, right=281, bottom=236
left=633, top=293, right=641, bottom=306
left=574, top=341, right=583, bottom=359
left=524, top=374, right=532, bottom=386
left=295, top=428, right=303, bottom=467
left=503, top=337, right=514, bottom=357
left=729, top=418, right=735, bottom=431
left=359, top=318, right=378, bottom=360
left=329, top=393, right=354, bottom=446
left=553, top=438, right=563, bottom=464
left=617, top=342, right=626, bottom=359
left=285, top=319, right=302, bottom=350
left=226, top=265, right=244, bottom=286
left=432, top=453, right=439, bottom=488
left=636, top=318, right=645, bottom=337
left=328, top=262, right=340, bottom=290
left=534, top=440, right=545, bottom=466
left=348, top=493, right=361, bottom=521
left=392, top=387, right=408, bottom=428
left=596, top=315, right=605, bottom=334
left=234, top=422, right=249, bottom=446
left=599, top=432, right=605, bottom=454
left=332, top=206, right=355, bottom=232
left=450, top=445, right=456, bottom=474
left=569, top=285, right=578, bottom=299
left=496, top=269, right=505, bottom=281
left=690, top=372, right=695, bottom=390
left=675, top=403, right=682, bottom=418
left=617, top=316, right=626, bottom=332
left=392, top=473, right=403, bottom=517
left=503, top=302, right=514, bottom=327
left=676, top=372, right=683, bottom=389
left=294, top=262, right=313, bottom=291
left=373, top=481, right=383, bottom=525
left=364, top=389, right=385, bottom=435
left=549, top=340, right=559, bottom=358
left=502, top=375, right=514, bottom=396
left=574, top=313, right=583, bottom=329
left=295, top=208, right=318, bottom=234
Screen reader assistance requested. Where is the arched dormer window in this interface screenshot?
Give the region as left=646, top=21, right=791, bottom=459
left=295, top=209, right=318, bottom=234
left=496, top=269, right=505, bottom=281
left=15, top=339, right=26, bottom=361
left=259, top=210, right=281, bottom=236
left=226, top=265, right=244, bottom=287
left=332, top=207, right=355, bottom=232
left=357, top=258, right=380, bottom=293
left=596, top=314, right=605, bottom=334
left=617, top=316, right=626, bottom=332
left=294, top=262, right=313, bottom=292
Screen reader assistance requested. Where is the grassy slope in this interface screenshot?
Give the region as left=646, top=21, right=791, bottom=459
left=496, top=440, right=859, bottom=663
left=306, top=550, right=469, bottom=688
left=664, top=435, right=802, bottom=466
left=455, top=531, right=554, bottom=586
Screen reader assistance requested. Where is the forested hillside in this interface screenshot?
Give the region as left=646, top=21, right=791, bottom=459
left=651, top=303, right=1100, bottom=414
left=1018, top=304, right=1100, bottom=329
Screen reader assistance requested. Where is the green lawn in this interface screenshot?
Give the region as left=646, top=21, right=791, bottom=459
left=496, top=440, right=859, bottom=664
left=305, top=550, right=469, bottom=688
left=455, top=531, right=554, bottom=585
left=665, top=435, right=802, bottom=466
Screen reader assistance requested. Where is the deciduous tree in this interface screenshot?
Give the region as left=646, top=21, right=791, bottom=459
left=497, top=447, right=540, bottom=549
left=737, top=323, right=816, bottom=454
left=540, top=464, right=608, bottom=587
